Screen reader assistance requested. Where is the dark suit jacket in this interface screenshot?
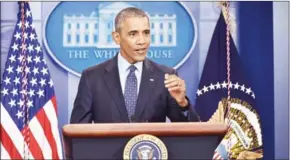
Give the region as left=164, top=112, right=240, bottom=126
left=70, top=56, right=200, bottom=123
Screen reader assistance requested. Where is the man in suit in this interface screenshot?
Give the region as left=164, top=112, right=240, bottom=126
left=70, top=7, right=200, bottom=123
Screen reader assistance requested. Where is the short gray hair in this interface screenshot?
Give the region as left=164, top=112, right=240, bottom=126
left=115, top=7, right=149, bottom=32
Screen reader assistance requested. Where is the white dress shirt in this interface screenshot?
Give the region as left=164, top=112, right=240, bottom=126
left=117, top=53, right=188, bottom=116
left=118, top=53, right=143, bottom=95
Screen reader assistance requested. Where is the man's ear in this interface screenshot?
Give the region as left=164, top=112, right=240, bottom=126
left=112, top=31, right=120, bottom=45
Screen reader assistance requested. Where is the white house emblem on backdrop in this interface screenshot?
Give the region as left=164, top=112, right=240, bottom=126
left=63, top=4, right=177, bottom=48
left=44, top=2, right=197, bottom=77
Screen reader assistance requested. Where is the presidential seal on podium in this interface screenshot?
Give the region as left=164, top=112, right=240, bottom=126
left=123, top=134, right=168, bottom=160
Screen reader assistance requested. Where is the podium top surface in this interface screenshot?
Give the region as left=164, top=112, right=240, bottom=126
left=63, top=122, right=228, bottom=137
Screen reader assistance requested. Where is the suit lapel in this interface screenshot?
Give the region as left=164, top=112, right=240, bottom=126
left=135, top=59, right=157, bottom=121
left=103, top=57, right=129, bottom=122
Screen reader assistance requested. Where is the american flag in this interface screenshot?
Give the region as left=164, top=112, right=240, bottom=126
left=0, top=2, right=63, bottom=159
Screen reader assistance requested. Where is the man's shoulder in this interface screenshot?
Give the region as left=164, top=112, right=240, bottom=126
left=148, top=59, right=176, bottom=74
left=82, top=58, right=113, bottom=76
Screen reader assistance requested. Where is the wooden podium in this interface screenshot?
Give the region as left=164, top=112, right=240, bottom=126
left=62, top=122, right=227, bottom=159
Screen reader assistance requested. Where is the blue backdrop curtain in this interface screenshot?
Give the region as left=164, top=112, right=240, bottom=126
left=238, top=2, right=274, bottom=159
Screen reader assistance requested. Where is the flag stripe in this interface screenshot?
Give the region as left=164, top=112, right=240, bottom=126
left=51, top=96, right=57, bottom=113
left=43, top=97, right=63, bottom=158
left=37, top=105, right=59, bottom=159
left=21, top=126, right=43, bottom=159
left=1, top=143, right=11, bottom=159
left=213, top=152, right=222, bottom=160
left=0, top=125, right=21, bottom=159
left=1, top=103, right=24, bottom=159
left=29, top=116, right=52, bottom=159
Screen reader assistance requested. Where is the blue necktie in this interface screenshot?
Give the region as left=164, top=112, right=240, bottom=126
left=124, top=65, right=137, bottom=121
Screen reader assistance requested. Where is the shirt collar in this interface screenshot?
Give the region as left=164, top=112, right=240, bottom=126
left=118, top=53, right=143, bottom=72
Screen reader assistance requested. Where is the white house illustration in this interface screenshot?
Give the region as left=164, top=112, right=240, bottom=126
left=63, top=2, right=176, bottom=48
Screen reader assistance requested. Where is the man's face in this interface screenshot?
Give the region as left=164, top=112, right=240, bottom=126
left=112, top=17, right=150, bottom=64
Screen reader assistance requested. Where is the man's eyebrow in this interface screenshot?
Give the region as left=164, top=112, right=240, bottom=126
left=143, top=29, right=150, bottom=33
left=127, top=29, right=150, bottom=33
left=128, top=30, right=138, bottom=34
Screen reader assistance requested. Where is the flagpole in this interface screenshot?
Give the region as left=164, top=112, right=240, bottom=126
left=219, top=1, right=232, bottom=125
left=20, top=1, right=30, bottom=159
left=221, top=1, right=233, bottom=158
left=225, top=1, right=231, bottom=120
